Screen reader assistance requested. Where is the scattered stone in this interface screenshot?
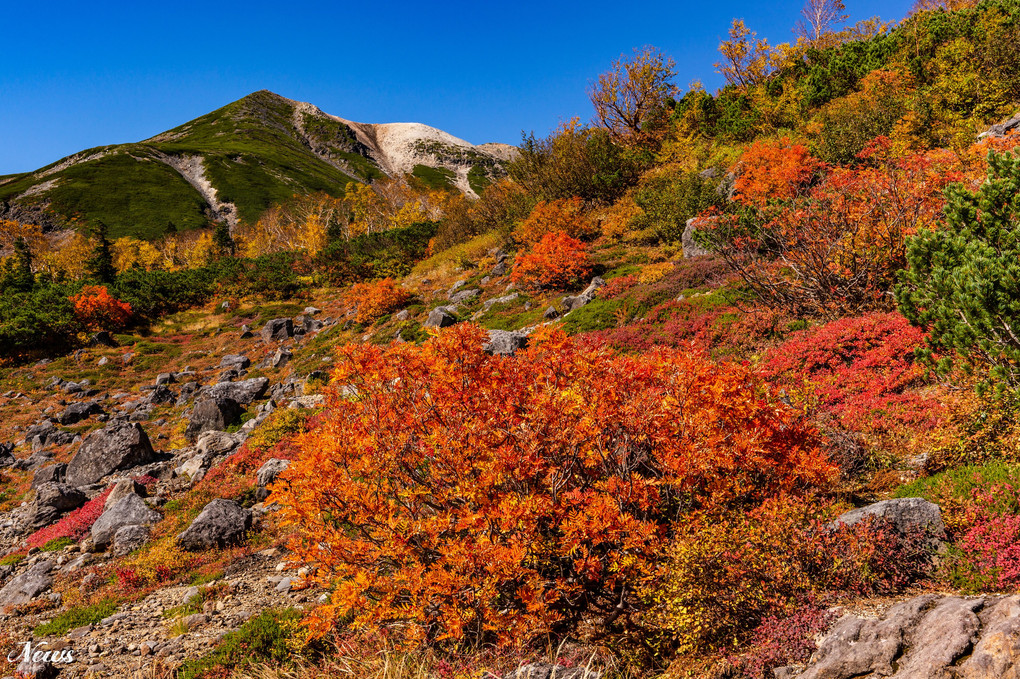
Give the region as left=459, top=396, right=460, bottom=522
left=91, top=494, right=161, bottom=550
left=682, top=217, right=711, bottom=258
left=449, top=288, right=480, bottom=304
left=103, top=478, right=147, bottom=511
left=483, top=330, right=529, bottom=356
left=394, top=309, right=410, bottom=322
left=219, top=355, right=251, bottom=370
left=98, top=356, right=110, bottom=366
left=425, top=307, right=457, bottom=328
left=177, top=499, right=252, bottom=551
left=543, top=306, right=559, bottom=320
left=304, top=306, right=321, bottom=315
left=270, top=348, right=291, bottom=368
left=201, top=378, right=270, bottom=406
left=0, top=560, right=53, bottom=607
left=57, top=400, right=104, bottom=425
left=260, top=318, right=293, bottom=344
left=147, top=384, right=176, bottom=405
left=31, top=463, right=66, bottom=488
left=255, top=459, right=290, bottom=501
left=483, top=293, right=519, bottom=311
left=491, top=260, right=508, bottom=277
left=196, top=431, right=241, bottom=458
left=504, top=663, right=598, bottom=679
left=562, top=277, right=606, bottom=312
left=112, top=524, right=151, bottom=556
left=65, top=421, right=157, bottom=487
left=980, top=111, right=1020, bottom=139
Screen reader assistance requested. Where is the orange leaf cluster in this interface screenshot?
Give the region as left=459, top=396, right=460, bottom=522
left=272, top=324, right=833, bottom=648
left=510, top=231, right=592, bottom=291
left=69, top=285, right=132, bottom=332
left=348, top=278, right=412, bottom=324
left=733, top=137, right=822, bottom=206
left=515, top=197, right=596, bottom=245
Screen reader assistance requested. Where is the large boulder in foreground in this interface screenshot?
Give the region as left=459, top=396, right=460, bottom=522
left=91, top=493, right=161, bottom=550
left=65, top=421, right=156, bottom=487
left=779, top=594, right=1020, bottom=679
left=177, top=499, right=252, bottom=551
left=0, top=560, right=53, bottom=608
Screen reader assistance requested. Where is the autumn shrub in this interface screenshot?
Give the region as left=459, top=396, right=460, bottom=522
left=732, top=137, right=822, bottom=206
left=630, top=166, right=726, bottom=243
left=69, top=285, right=132, bottom=332
left=25, top=486, right=113, bottom=550
left=273, top=324, right=833, bottom=649
left=651, top=496, right=932, bottom=656
left=514, top=197, right=597, bottom=245
left=510, top=231, right=593, bottom=291
left=762, top=312, right=949, bottom=454
left=709, top=141, right=967, bottom=316
left=727, top=605, right=839, bottom=679
left=348, top=278, right=412, bottom=324
left=946, top=483, right=1020, bottom=592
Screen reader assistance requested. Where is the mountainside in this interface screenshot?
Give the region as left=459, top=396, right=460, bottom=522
left=0, top=91, right=513, bottom=239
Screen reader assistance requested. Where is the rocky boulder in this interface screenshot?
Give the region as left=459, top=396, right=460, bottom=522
left=832, top=497, right=945, bottom=546
left=32, top=482, right=87, bottom=528
left=103, top=478, right=147, bottom=511
left=0, top=560, right=53, bottom=608
left=425, top=307, right=457, bottom=328
left=219, top=354, right=251, bottom=370
left=682, top=217, right=712, bottom=258
left=201, top=377, right=269, bottom=406
left=57, top=400, right=104, bottom=425
left=65, top=421, right=156, bottom=487
left=112, top=524, right=151, bottom=557
left=260, top=318, right=293, bottom=343
left=177, top=499, right=252, bottom=551
left=31, top=463, right=65, bottom=488
left=255, top=458, right=290, bottom=501
left=484, top=330, right=529, bottom=356
left=781, top=594, right=1020, bottom=679
left=562, top=277, right=606, bottom=312
left=91, top=494, right=161, bottom=550
left=185, top=397, right=244, bottom=440
left=0, top=441, right=14, bottom=468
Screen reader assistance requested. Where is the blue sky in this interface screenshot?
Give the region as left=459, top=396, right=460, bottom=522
left=0, top=0, right=913, bottom=175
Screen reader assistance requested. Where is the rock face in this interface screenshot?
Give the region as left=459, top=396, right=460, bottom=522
left=682, top=217, right=712, bottom=258
left=57, top=400, right=104, bottom=425
left=177, top=499, right=252, bottom=551
left=91, top=494, right=161, bottom=550
left=782, top=594, right=1020, bottom=679
left=32, top=482, right=87, bottom=528
left=260, top=318, right=293, bottom=343
left=980, top=112, right=1020, bottom=139
left=255, top=458, right=290, bottom=501
left=65, top=421, right=157, bottom=487
left=562, top=277, right=606, bottom=312
left=484, top=330, right=529, bottom=356
left=833, top=497, right=946, bottom=544
left=0, top=560, right=53, bottom=607
left=425, top=307, right=457, bottom=328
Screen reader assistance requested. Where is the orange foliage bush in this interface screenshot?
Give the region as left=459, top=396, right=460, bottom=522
left=733, top=137, right=822, bottom=206
left=515, top=197, right=596, bottom=245
left=510, top=231, right=592, bottom=291
left=348, top=278, right=412, bottom=324
left=273, top=324, right=833, bottom=648
left=69, top=285, right=132, bottom=332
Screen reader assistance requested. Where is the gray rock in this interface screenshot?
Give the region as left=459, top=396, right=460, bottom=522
left=31, top=463, right=66, bottom=488
left=562, top=277, right=606, bottom=312
left=201, top=378, right=269, bottom=406
left=112, top=524, right=150, bottom=556
left=543, top=306, right=559, bottom=320
left=682, top=217, right=711, bottom=258
left=32, top=482, right=87, bottom=528
left=177, top=499, right=252, bottom=551
left=147, top=384, right=176, bottom=405
left=15, top=658, right=59, bottom=679
left=504, top=664, right=599, bottom=679
left=491, top=260, right=508, bottom=277
left=155, top=372, right=175, bottom=386
left=980, top=112, right=1020, bottom=139
left=425, top=307, right=457, bottom=328
left=483, top=293, right=519, bottom=311
left=449, top=289, right=480, bottom=304
left=484, top=330, right=529, bottom=356
left=65, top=422, right=156, bottom=487
left=270, top=348, right=291, bottom=368
left=0, top=560, right=53, bottom=607
left=303, top=306, right=321, bottom=316
left=196, top=431, right=241, bottom=458
left=0, top=442, right=14, bottom=468
left=57, top=401, right=104, bottom=425
left=97, top=356, right=110, bottom=366
left=219, top=355, right=251, bottom=370
left=255, top=459, right=290, bottom=501
left=792, top=594, right=1020, bottom=679
left=260, top=318, right=293, bottom=344
left=91, top=494, right=161, bottom=550
left=103, top=478, right=147, bottom=511
left=833, top=497, right=946, bottom=543
left=185, top=397, right=243, bottom=440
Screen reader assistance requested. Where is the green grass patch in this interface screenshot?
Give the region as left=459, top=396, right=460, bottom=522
left=893, top=461, right=1020, bottom=507
left=34, top=599, right=118, bottom=637
left=560, top=299, right=625, bottom=335
left=41, top=537, right=74, bottom=552
left=411, top=164, right=456, bottom=191
left=0, top=553, right=25, bottom=566
left=175, top=608, right=304, bottom=679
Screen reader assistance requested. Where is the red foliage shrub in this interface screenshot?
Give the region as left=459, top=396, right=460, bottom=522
left=274, top=324, right=833, bottom=647
left=25, top=486, right=113, bottom=549
left=951, top=483, right=1020, bottom=591
left=515, top=197, right=596, bottom=245
left=69, top=285, right=132, bottom=332
left=510, top=231, right=592, bottom=291
left=730, top=605, right=839, bottom=679
left=763, top=312, right=947, bottom=450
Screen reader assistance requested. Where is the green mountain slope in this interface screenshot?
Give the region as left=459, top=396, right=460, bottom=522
left=0, top=90, right=511, bottom=239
